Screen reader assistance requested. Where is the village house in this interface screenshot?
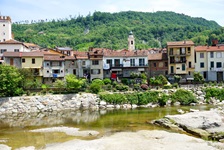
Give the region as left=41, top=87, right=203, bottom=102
left=148, top=53, right=168, bottom=78
left=167, top=40, right=195, bottom=82
left=195, top=40, right=224, bottom=82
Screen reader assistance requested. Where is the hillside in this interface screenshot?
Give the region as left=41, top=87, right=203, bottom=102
left=12, top=11, right=223, bottom=50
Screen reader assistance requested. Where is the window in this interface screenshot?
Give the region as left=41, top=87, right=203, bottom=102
left=159, top=62, right=163, bottom=67
left=165, top=62, right=168, bottom=67
left=14, top=49, right=19, bottom=52
left=200, top=62, right=204, bottom=68
left=3, top=24, right=5, bottom=27
left=53, top=70, right=60, bottom=74
left=92, top=60, right=99, bottom=65
left=139, top=58, right=145, bottom=66
left=153, top=63, right=157, bottom=67
left=216, top=52, right=222, bottom=58
left=32, top=58, right=35, bottom=64
left=91, top=69, right=101, bottom=74
left=114, top=59, right=120, bottom=67
left=3, top=39, right=5, bottom=41
left=131, top=41, right=133, bottom=45
left=203, top=72, right=207, bottom=79
left=22, top=58, right=25, bottom=63
left=169, top=48, right=173, bottom=55
left=106, top=59, right=112, bottom=67
left=189, top=62, right=192, bottom=68
left=210, top=61, right=214, bottom=68
left=182, top=64, right=186, bottom=71
left=0, top=49, right=6, bottom=54
left=188, top=47, right=191, bottom=54
left=51, top=61, right=61, bottom=66
left=47, top=70, right=49, bottom=73
left=46, top=63, right=49, bottom=66
left=3, top=32, right=5, bottom=35
left=200, top=53, right=204, bottom=58
left=217, top=62, right=222, bottom=68
left=82, top=61, right=86, bottom=65
left=130, top=59, right=135, bottom=66
left=210, top=52, right=214, bottom=58
left=73, top=69, right=76, bottom=75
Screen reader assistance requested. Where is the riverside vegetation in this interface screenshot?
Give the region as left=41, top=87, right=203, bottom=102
left=1, top=64, right=224, bottom=109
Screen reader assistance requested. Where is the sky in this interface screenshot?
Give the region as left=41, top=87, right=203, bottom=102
left=0, top=0, right=223, bottom=26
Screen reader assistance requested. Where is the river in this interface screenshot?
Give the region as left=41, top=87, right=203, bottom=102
left=0, top=105, right=212, bottom=149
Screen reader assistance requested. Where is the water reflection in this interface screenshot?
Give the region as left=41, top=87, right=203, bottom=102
left=0, top=105, right=213, bottom=149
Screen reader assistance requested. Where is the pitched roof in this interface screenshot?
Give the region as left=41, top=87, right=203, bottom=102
left=56, top=47, right=73, bottom=51
left=104, top=49, right=148, bottom=57
left=74, top=51, right=88, bottom=59
left=148, top=53, right=168, bottom=60
left=44, top=55, right=64, bottom=61
left=195, top=46, right=224, bottom=52
left=167, top=41, right=194, bottom=46
left=3, top=51, right=44, bottom=57
left=0, top=39, right=23, bottom=44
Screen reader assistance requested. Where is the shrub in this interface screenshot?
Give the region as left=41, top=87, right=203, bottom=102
left=163, top=84, right=172, bottom=89
left=92, top=79, right=104, bottom=85
left=99, top=93, right=127, bottom=104
left=133, top=84, right=141, bottom=91
left=193, top=72, right=205, bottom=84
left=126, top=93, right=138, bottom=105
left=171, top=89, right=197, bottom=105
left=90, top=83, right=101, bottom=94
left=172, top=83, right=179, bottom=88
left=121, top=78, right=129, bottom=85
left=115, top=84, right=129, bottom=91
left=103, top=78, right=111, bottom=85
left=158, top=94, right=169, bottom=106
left=140, top=84, right=149, bottom=90
left=204, top=87, right=224, bottom=101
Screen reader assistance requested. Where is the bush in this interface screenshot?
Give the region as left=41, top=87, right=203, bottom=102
left=115, top=84, right=129, bottom=91
left=121, top=78, right=129, bottom=85
left=90, top=83, right=101, bottom=94
left=158, top=94, right=169, bottom=106
left=99, top=93, right=127, bottom=104
left=133, top=84, right=141, bottom=91
left=163, top=84, right=172, bottom=89
left=171, top=89, right=197, bottom=105
left=204, top=87, right=224, bottom=101
left=126, top=93, right=138, bottom=105
left=92, top=79, right=104, bottom=85
left=103, top=78, right=111, bottom=85
left=172, top=83, right=179, bottom=88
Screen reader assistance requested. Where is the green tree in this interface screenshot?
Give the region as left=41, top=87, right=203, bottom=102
left=53, top=79, right=66, bottom=93
left=0, top=65, right=23, bottom=97
left=65, top=74, right=86, bottom=92
left=193, top=72, right=205, bottom=84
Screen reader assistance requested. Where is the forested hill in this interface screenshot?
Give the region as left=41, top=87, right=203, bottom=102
left=12, top=11, right=223, bottom=50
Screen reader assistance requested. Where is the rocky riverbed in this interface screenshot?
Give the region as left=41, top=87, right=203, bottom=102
left=3, top=129, right=223, bottom=150
left=153, top=108, right=224, bottom=142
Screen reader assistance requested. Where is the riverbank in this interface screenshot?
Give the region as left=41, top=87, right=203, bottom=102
left=153, top=107, right=224, bottom=142
left=11, top=129, right=223, bottom=150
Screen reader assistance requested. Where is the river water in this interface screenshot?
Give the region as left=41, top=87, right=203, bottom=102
left=0, top=105, right=212, bottom=149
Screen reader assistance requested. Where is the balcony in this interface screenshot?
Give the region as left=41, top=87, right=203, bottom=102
left=169, top=52, right=191, bottom=56
left=170, top=60, right=186, bottom=64
left=210, top=68, right=224, bottom=71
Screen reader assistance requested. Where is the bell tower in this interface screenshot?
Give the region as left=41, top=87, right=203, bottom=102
left=128, top=31, right=135, bottom=51
left=0, top=16, right=12, bottom=42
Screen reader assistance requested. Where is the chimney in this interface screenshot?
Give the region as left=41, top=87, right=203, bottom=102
left=212, top=39, right=218, bottom=46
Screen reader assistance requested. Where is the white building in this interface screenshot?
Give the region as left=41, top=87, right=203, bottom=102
left=0, top=39, right=30, bottom=63
left=195, top=45, right=224, bottom=81
left=0, top=16, right=12, bottom=42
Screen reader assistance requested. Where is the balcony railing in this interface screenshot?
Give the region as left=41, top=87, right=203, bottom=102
left=170, top=60, right=186, bottom=64
left=169, top=52, right=191, bottom=56
left=110, top=64, right=148, bottom=68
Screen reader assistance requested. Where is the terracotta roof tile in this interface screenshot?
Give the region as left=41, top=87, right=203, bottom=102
left=195, top=46, right=224, bottom=52
left=104, top=50, right=148, bottom=57
left=3, top=51, right=44, bottom=57
left=44, top=55, right=64, bottom=61
left=167, top=41, right=194, bottom=46
left=148, top=53, right=167, bottom=60
left=0, top=39, right=23, bottom=44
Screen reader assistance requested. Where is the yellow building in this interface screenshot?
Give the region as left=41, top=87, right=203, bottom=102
left=21, top=51, right=44, bottom=83
left=167, top=41, right=195, bottom=79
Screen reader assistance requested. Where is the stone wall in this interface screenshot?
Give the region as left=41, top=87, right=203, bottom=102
left=0, top=93, right=100, bottom=115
